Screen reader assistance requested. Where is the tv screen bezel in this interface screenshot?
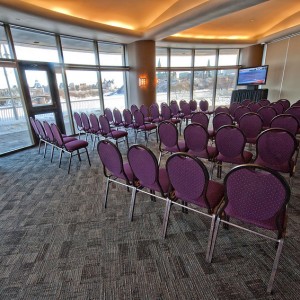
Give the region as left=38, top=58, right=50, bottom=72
left=236, top=65, right=268, bottom=86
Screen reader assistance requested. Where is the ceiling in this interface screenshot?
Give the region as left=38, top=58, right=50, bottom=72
left=0, top=0, right=299, bottom=47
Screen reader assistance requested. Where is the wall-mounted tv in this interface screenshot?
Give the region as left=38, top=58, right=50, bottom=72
left=237, top=65, right=268, bottom=85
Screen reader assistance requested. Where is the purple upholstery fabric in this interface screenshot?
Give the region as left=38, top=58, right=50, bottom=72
left=50, top=124, right=64, bottom=147
left=113, top=108, right=124, bottom=126
left=224, top=166, right=289, bottom=230
left=131, top=104, right=138, bottom=114
left=216, top=125, right=253, bottom=163
left=108, top=130, right=128, bottom=139
left=189, top=99, right=197, bottom=112
left=63, top=136, right=77, bottom=143
left=255, top=129, right=296, bottom=173
left=147, top=168, right=170, bottom=193
left=215, top=106, right=230, bottom=115
left=123, top=109, right=134, bottom=127
left=164, top=140, right=187, bottom=153
left=181, top=102, right=192, bottom=116
left=140, top=123, right=157, bottom=131
left=270, top=102, right=285, bottom=114
left=43, top=121, right=54, bottom=142
left=229, top=103, right=240, bottom=116
left=133, top=110, right=145, bottom=126
left=241, top=99, right=252, bottom=106
left=140, top=104, right=149, bottom=118
left=64, top=139, right=88, bottom=151
left=248, top=102, right=262, bottom=113
left=149, top=104, right=161, bottom=121
left=81, top=112, right=91, bottom=132
left=35, top=119, right=47, bottom=139
left=159, top=122, right=178, bottom=148
left=191, top=112, right=209, bottom=129
left=285, top=106, right=300, bottom=126
left=239, top=112, right=263, bottom=143
left=257, top=106, right=277, bottom=127
left=213, top=113, right=233, bottom=133
left=89, top=113, right=101, bottom=133
left=278, top=99, right=290, bottom=111
left=99, top=115, right=111, bottom=135
left=30, top=117, right=39, bottom=136
left=166, top=154, right=224, bottom=209
left=74, top=112, right=83, bottom=130
left=199, top=100, right=208, bottom=112
left=170, top=101, right=184, bottom=118
left=104, top=108, right=114, bottom=123
left=258, top=99, right=270, bottom=106
left=270, top=114, right=299, bottom=135
left=98, top=140, right=133, bottom=181
left=234, top=106, right=251, bottom=123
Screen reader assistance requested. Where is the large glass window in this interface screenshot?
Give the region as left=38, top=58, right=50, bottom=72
left=11, top=28, right=59, bottom=62
left=98, top=43, right=124, bottom=66
left=218, top=49, right=239, bottom=66
left=102, top=71, right=126, bottom=111
left=66, top=70, right=101, bottom=116
left=61, top=37, right=96, bottom=65
left=156, top=48, right=168, bottom=67
left=194, top=49, right=216, bottom=67
left=0, top=66, right=32, bottom=154
left=193, top=70, right=216, bottom=107
left=170, top=71, right=191, bottom=101
left=215, top=69, right=238, bottom=106
left=171, top=49, right=192, bottom=67
left=156, top=71, right=168, bottom=106
left=0, top=25, right=12, bottom=60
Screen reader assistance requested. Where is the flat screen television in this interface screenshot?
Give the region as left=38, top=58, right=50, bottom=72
left=237, top=65, right=268, bottom=86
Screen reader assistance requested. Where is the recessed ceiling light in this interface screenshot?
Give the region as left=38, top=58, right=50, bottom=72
left=250, top=19, right=254, bottom=22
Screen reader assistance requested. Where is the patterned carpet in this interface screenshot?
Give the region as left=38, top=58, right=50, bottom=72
left=0, top=130, right=300, bottom=300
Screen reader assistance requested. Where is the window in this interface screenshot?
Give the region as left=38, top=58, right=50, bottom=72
left=156, top=48, right=168, bottom=67
left=218, top=49, right=239, bottom=66
left=61, top=37, right=96, bottom=65
left=194, top=49, right=216, bottom=67
left=0, top=25, right=12, bottom=60
left=156, top=71, right=168, bottom=106
left=102, top=71, right=126, bottom=111
left=171, top=49, right=192, bottom=67
left=11, top=28, right=59, bottom=62
left=170, top=71, right=191, bottom=101
left=98, top=43, right=124, bottom=66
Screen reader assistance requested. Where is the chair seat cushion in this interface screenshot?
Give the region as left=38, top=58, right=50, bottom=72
left=65, top=139, right=88, bottom=151
left=170, top=118, right=180, bottom=124
left=139, top=124, right=157, bottom=131
left=188, top=146, right=217, bottom=159
left=63, top=136, right=77, bottom=143
left=254, top=156, right=294, bottom=174
left=164, top=140, right=187, bottom=153
left=217, top=151, right=253, bottom=164
left=108, top=130, right=128, bottom=139
left=152, top=117, right=163, bottom=123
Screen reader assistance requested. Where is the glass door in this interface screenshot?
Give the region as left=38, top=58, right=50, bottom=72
left=19, top=62, right=65, bottom=138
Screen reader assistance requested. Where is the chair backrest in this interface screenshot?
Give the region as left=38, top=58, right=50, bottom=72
left=215, top=125, right=246, bottom=158
left=170, top=100, right=180, bottom=115
left=181, top=102, right=191, bottom=116
left=166, top=153, right=212, bottom=209
left=43, top=120, right=55, bottom=143
left=131, top=104, right=138, bottom=114
left=239, top=112, right=263, bottom=139
left=113, top=108, right=123, bottom=124
left=191, top=112, right=209, bottom=129
left=258, top=99, right=270, bottom=106
left=50, top=123, right=64, bottom=147
left=123, top=109, right=133, bottom=125
left=140, top=104, right=149, bottom=117
left=133, top=109, right=144, bottom=126
left=29, top=117, right=39, bottom=137
left=104, top=108, right=114, bottom=123
left=81, top=112, right=91, bottom=131
left=229, top=102, right=240, bottom=116
left=199, top=100, right=209, bottom=112
left=150, top=103, right=160, bottom=119
left=215, top=106, right=229, bottom=115
left=179, top=99, right=187, bottom=110
left=213, top=112, right=233, bottom=132
left=270, top=114, right=299, bottom=136
left=234, top=106, right=251, bottom=123
left=35, top=119, right=47, bottom=139
left=161, top=104, right=172, bottom=120
left=73, top=112, right=83, bottom=129
left=99, top=115, right=111, bottom=134
left=257, top=106, right=277, bottom=127
left=247, top=102, right=262, bottom=113
left=255, top=128, right=297, bottom=166
left=158, top=121, right=179, bottom=150
left=90, top=113, right=101, bottom=132
left=189, top=99, right=197, bottom=111
left=97, top=140, right=130, bottom=183
left=184, top=123, right=209, bottom=153
left=285, top=106, right=300, bottom=125
left=277, top=99, right=290, bottom=111
left=128, top=144, right=163, bottom=193
left=223, top=164, right=290, bottom=230
left=270, top=102, right=284, bottom=114
left=241, top=99, right=252, bottom=106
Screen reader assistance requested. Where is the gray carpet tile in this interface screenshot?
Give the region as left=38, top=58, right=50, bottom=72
left=0, top=131, right=300, bottom=299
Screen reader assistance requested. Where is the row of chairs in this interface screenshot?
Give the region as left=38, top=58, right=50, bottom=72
left=30, top=117, right=91, bottom=173
left=97, top=139, right=291, bottom=294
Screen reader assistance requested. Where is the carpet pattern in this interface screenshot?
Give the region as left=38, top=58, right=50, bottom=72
left=0, top=131, right=300, bottom=299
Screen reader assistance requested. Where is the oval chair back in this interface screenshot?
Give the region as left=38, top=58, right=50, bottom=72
left=158, top=121, right=179, bottom=150
left=239, top=112, right=263, bottom=143
left=43, top=120, right=55, bottom=143
left=140, top=104, right=149, bottom=118
left=123, top=109, right=133, bottom=126
left=248, top=102, right=262, bottom=113
left=104, top=108, right=114, bottom=123
left=234, top=106, right=251, bottom=124
left=270, top=114, right=299, bottom=136
left=133, top=110, right=144, bottom=126
left=50, top=123, right=64, bottom=147
left=113, top=108, right=123, bottom=125
left=35, top=119, right=47, bottom=140
left=229, top=102, right=240, bottom=117
left=170, top=100, right=180, bottom=115
left=189, top=99, right=197, bottom=112
left=74, top=112, right=83, bottom=130
left=131, top=104, right=138, bottom=115
left=199, top=100, right=209, bottom=112
left=277, top=99, right=290, bottom=111
left=257, top=106, right=277, bottom=128
left=258, top=99, right=270, bottom=106
left=270, top=102, right=285, bottom=115
left=81, top=112, right=91, bottom=131
left=184, top=123, right=209, bottom=154
left=89, top=113, right=101, bottom=133
left=213, top=112, right=233, bottom=132
left=215, top=106, right=229, bottom=115
left=161, top=104, right=172, bottom=121
left=99, top=115, right=111, bottom=135
left=191, top=112, right=209, bottom=129
left=150, top=103, right=160, bottom=120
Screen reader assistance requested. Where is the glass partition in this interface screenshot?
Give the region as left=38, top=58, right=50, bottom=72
left=218, top=49, right=239, bottom=66
left=170, top=71, right=191, bottom=101
left=156, top=48, right=168, bottom=67
left=98, top=43, right=124, bottom=66
left=156, top=71, right=168, bottom=106
left=0, top=25, right=12, bottom=60
left=194, top=49, right=216, bottom=67
left=171, top=49, right=192, bottom=67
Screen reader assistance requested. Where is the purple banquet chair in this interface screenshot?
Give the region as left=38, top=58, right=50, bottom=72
left=158, top=121, right=187, bottom=165
left=209, top=112, right=233, bottom=139
left=181, top=101, right=194, bottom=126
left=254, top=128, right=297, bottom=184
left=35, top=118, right=51, bottom=158
left=113, top=108, right=125, bottom=128
left=191, top=111, right=209, bottom=129
left=149, top=103, right=163, bottom=124
left=170, top=100, right=184, bottom=119
left=257, top=106, right=277, bottom=129
left=127, top=144, right=170, bottom=221
left=208, top=164, right=291, bottom=294
left=270, top=114, right=299, bottom=136
left=214, top=125, right=253, bottom=178
left=73, top=112, right=85, bottom=139
left=163, top=153, right=224, bottom=241
left=30, top=117, right=43, bottom=154
left=161, top=104, right=181, bottom=134
left=285, top=106, right=300, bottom=133
left=277, top=99, right=290, bottom=111
left=233, top=106, right=251, bottom=124
left=133, top=109, right=158, bottom=145
left=50, top=123, right=91, bottom=174
left=270, top=102, right=285, bottom=115
left=89, top=113, right=103, bottom=150
left=239, top=112, right=263, bottom=146
left=247, top=102, right=262, bottom=113
left=214, top=105, right=230, bottom=115
left=80, top=112, right=93, bottom=141
left=104, top=107, right=115, bottom=126
left=123, top=109, right=137, bottom=132
left=258, top=99, right=271, bottom=106
left=189, top=99, right=198, bottom=113
left=228, top=102, right=240, bottom=117
left=97, top=140, right=133, bottom=208
left=130, top=104, right=139, bottom=115
left=99, top=115, right=129, bottom=149
left=199, top=100, right=214, bottom=117
left=241, top=99, right=252, bottom=106
left=140, top=104, right=153, bottom=123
